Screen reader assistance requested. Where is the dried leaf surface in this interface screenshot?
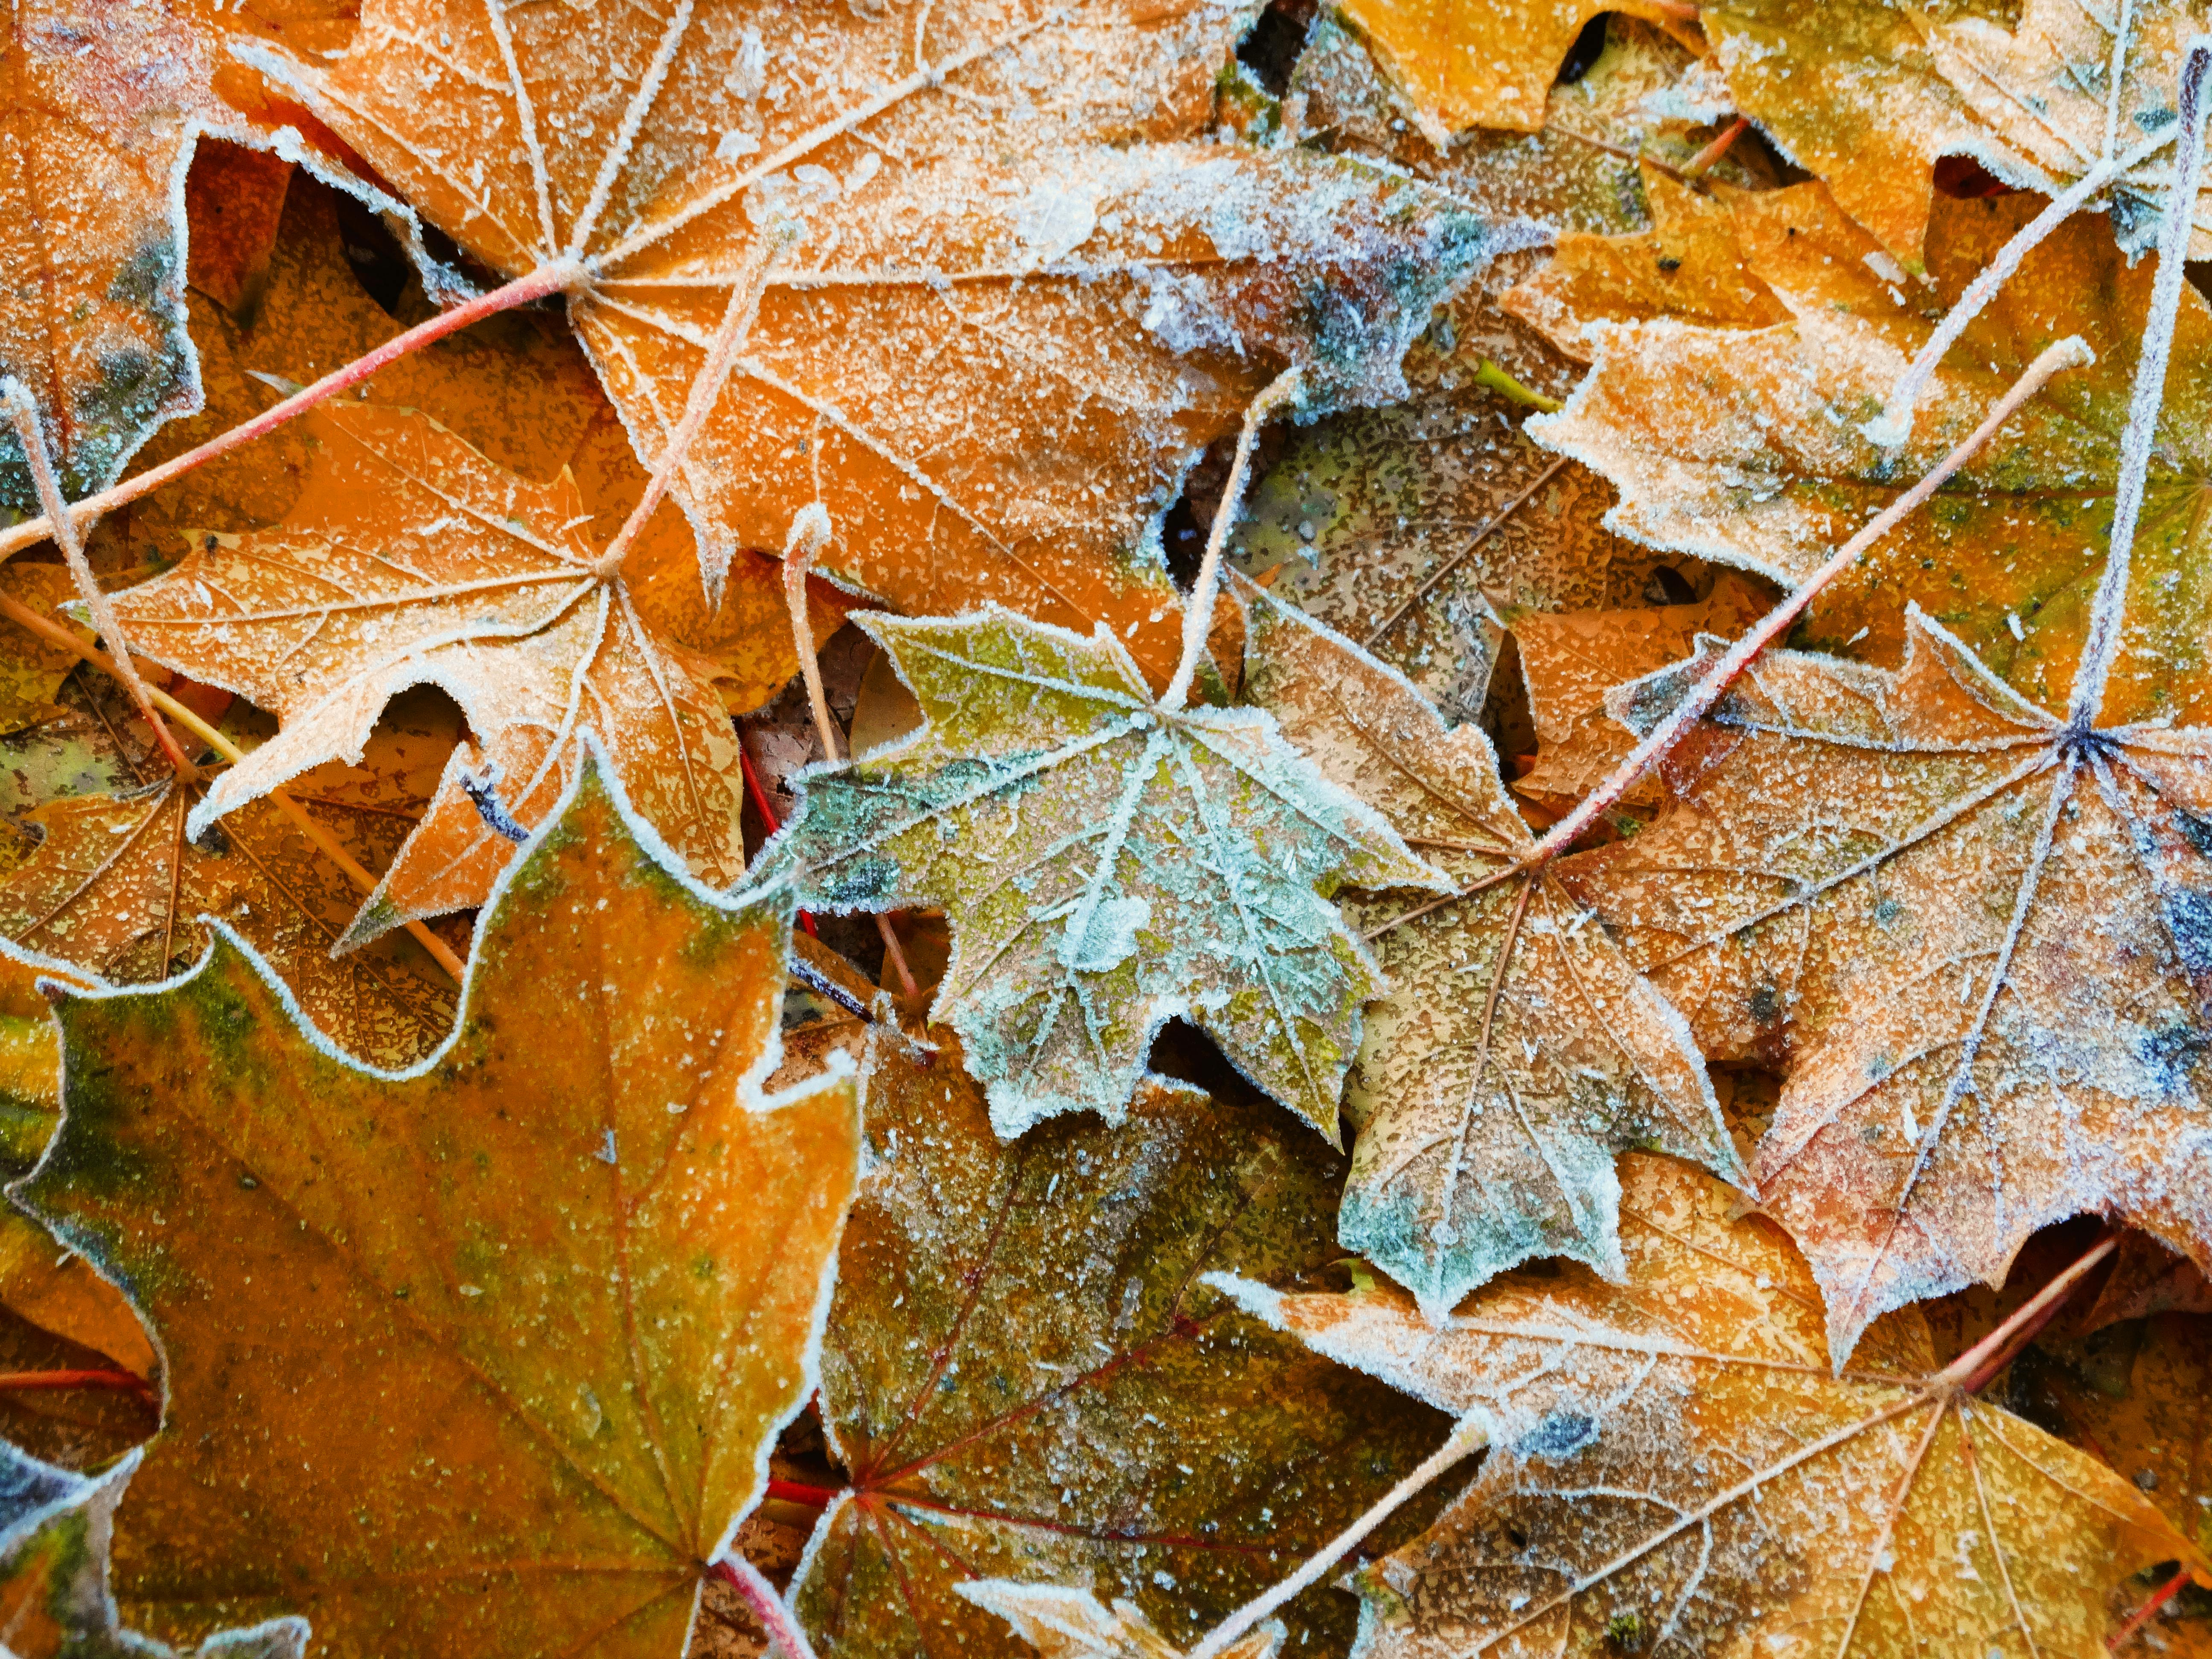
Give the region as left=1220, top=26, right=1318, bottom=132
left=1531, top=187, right=2212, bottom=725
left=790, top=1029, right=1455, bottom=1655
left=1238, top=578, right=1736, bottom=1315
left=1323, top=0, right=1697, bottom=135
left=1702, top=0, right=2212, bottom=264
left=0, top=706, right=462, bottom=1068
left=1511, top=569, right=1769, bottom=808
left=251, top=0, right=1490, bottom=683
left=1215, top=1153, right=2204, bottom=1659
left=763, top=607, right=1441, bottom=1136
left=15, top=757, right=860, bottom=1657
left=102, top=401, right=754, bottom=941
left=957, top=1580, right=1281, bottom=1659
left=1560, top=610, right=2212, bottom=1361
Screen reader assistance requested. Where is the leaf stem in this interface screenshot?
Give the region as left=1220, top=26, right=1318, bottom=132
left=2069, top=36, right=2212, bottom=725
left=736, top=734, right=817, bottom=937
left=763, top=1477, right=843, bottom=1508
left=1185, top=1410, right=1489, bottom=1659
left=2111, top=1566, right=2196, bottom=1650
left=1863, top=131, right=2169, bottom=448
left=0, top=1367, right=151, bottom=1397
left=0, top=591, right=467, bottom=983
left=1680, top=116, right=1750, bottom=181
left=595, top=228, right=789, bottom=583
left=1529, top=335, right=2090, bottom=862
left=710, top=1555, right=819, bottom=1659
left=1933, top=1231, right=2118, bottom=1393
left=1161, top=365, right=1303, bottom=715
left=0, top=260, right=584, bottom=564
left=3, top=381, right=196, bottom=779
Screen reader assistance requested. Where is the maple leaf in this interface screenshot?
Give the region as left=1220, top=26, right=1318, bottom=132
left=1528, top=186, right=2212, bottom=726
left=12, top=754, right=859, bottom=1657
left=1315, top=0, right=1699, bottom=137
left=758, top=605, right=1444, bottom=1136
left=958, top=1580, right=1282, bottom=1659
left=1236, top=576, right=1739, bottom=1317
left=0, top=567, right=83, bottom=740
left=1288, top=13, right=1730, bottom=242
left=0, top=1445, right=307, bottom=1659
left=789, top=1026, right=1457, bottom=1655
left=1213, top=1153, right=2206, bottom=1659
left=1700, top=0, right=2212, bottom=265
left=0, top=699, right=463, bottom=1068
left=243, top=0, right=1492, bottom=682
left=1509, top=568, right=1770, bottom=811
left=100, top=400, right=753, bottom=942
left=1559, top=608, right=2212, bottom=1362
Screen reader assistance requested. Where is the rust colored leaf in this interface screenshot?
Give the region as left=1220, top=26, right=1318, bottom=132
left=1215, top=1153, right=2206, bottom=1659
left=1237, top=575, right=1738, bottom=1316
left=247, top=0, right=1491, bottom=685
left=1530, top=188, right=2212, bottom=725
left=1559, top=609, right=2212, bottom=1362
left=102, top=401, right=755, bottom=943
left=790, top=1028, right=1456, bottom=1656
left=1323, top=0, right=1700, bottom=136
left=15, top=754, right=860, bottom=1658
left=1701, top=0, right=2212, bottom=265
left=0, top=701, right=463, bottom=1068
left=1510, top=569, right=1770, bottom=809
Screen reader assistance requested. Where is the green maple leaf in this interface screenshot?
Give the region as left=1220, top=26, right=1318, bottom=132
left=760, top=608, right=1446, bottom=1137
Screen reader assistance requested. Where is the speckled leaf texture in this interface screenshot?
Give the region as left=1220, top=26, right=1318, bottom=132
left=957, top=1579, right=1283, bottom=1659
left=1560, top=610, right=2212, bottom=1365
left=762, top=607, right=1444, bottom=1137
left=1700, top=0, right=2212, bottom=265
left=791, top=1029, right=1454, bottom=1655
left=1526, top=185, right=2212, bottom=726
left=0, top=1446, right=307, bottom=1659
left=1214, top=1154, right=2205, bottom=1659
left=102, top=400, right=751, bottom=944
left=1236, top=575, right=1738, bottom=1318
left=14, top=755, right=860, bottom=1658
left=245, top=0, right=1495, bottom=684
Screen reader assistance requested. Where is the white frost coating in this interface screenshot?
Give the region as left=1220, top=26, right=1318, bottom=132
left=1013, top=177, right=1103, bottom=264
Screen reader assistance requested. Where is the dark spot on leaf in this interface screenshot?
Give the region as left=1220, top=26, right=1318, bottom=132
left=1517, top=1409, right=1598, bottom=1462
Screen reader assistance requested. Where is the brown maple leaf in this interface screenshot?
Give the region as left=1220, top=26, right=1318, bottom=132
left=1527, top=186, right=2212, bottom=726
left=101, top=399, right=751, bottom=943
left=241, top=0, right=1492, bottom=684
left=1237, top=573, right=1739, bottom=1318
left=1213, top=1153, right=2207, bottom=1659
left=1560, top=607, right=2212, bottom=1362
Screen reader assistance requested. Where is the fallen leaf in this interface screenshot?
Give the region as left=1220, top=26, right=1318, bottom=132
left=0, top=0, right=227, bottom=510
left=0, top=1445, right=308, bottom=1659
left=1289, top=14, right=1732, bottom=243
left=790, top=1027, right=1456, bottom=1654
left=102, top=401, right=754, bottom=943
left=249, top=0, right=1492, bottom=684
left=1530, top=187, right=2212, bottom=725
left=15, top=753, right=860, bottom=1657
left=1701, top=0, right=2212, bottom=264
left=1558, top=608, right=2212, bottom=1362
left=1509, top=568, right=1770, bottom=809
left=0, top=707, right=463, bottom=1069
left=760, top=606, right=1444, bottom=1137
left=1237, top=576, right=1738, bottom=1316
left=1213, top=1152, right=2206, bottom=1659
left=0, top=566, right=89, bottom=741
left=957, top=1579, right=1281, bottom=1659
left=1322, top=0, right=1698, bottom=136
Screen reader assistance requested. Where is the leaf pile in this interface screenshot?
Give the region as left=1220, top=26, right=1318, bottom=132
left=0, top=1, right=2205, bottom=1657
